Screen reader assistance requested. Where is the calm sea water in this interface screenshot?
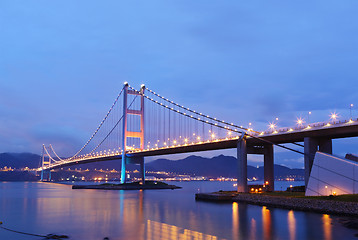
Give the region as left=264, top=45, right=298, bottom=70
left=0, top=181, right=357, bottom=240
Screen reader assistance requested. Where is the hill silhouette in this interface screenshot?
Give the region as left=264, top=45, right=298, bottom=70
left=146, top=154, right=304, bottom=179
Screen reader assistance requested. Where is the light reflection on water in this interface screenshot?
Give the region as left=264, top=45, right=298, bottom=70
left=287, top=210, right=296, bottom=240
left=262, top=206, right=272, bottom=240
left=0, top=181, right=356, bottom=240
left=323, top=214, right=332, bottom=240
left=146, top=220, right=220, bottom=240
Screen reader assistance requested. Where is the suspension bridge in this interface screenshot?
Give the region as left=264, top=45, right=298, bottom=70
left=39, top=82, right=358, bottom=192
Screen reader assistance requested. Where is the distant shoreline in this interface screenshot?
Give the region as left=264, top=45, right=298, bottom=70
left=72, top=181, right=181, bottom=190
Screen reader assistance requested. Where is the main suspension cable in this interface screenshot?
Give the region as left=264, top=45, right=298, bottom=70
left=144, top=87, right=258, bottom=133
left=139, top=86, right=305, bottom=155
left=69, top=87, right=125, bottom=159
left=49, top=144, right=64, bottom=161
left=88, top=95, right=139, bottom=154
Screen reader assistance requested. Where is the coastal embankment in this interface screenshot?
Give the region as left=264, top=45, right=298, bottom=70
left=196, top=192, right=358, bottom=217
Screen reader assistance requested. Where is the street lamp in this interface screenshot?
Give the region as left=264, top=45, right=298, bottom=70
left=268, top=118, right=278, bottom=132
left=248, top=122, right=252, bottom=132
left=330, top=112, right=338, bottom=122
left=296, top=117, right=304, bottom=126
left=269, top=122, right=276, bottom=131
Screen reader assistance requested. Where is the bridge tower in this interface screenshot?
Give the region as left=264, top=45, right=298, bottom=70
left=121, top=83, right=145, bottom=184
left=40, top=145, right=52, bottom=181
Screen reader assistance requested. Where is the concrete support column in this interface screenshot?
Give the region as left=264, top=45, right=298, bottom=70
left=140, top=157, right=145, bottom=185
left=237, top=137, right=248, bottom=193
left=304, top=137, right=318, bottom=187
left=121, top=155, right=126, bottom=184
left=319, top=139, right=332, bottom=154
left=40, top=170, right=51, bottom=181
left=304, top=137, right=333, bottom=187
left=264, top=144, right=274, bottom=192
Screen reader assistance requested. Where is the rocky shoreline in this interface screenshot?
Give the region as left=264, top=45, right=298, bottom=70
left=196, top=193, right=358, bottom=217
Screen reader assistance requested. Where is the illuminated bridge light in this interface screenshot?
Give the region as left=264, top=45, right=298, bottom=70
left=330, top=112, right=339, bottom=122
left=269, top=123, right=276, bottom=130
left=296, top=118, right=304, bottom=126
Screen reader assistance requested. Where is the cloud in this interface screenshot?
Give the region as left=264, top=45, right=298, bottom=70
left=1, top=0, right=358, bottom=169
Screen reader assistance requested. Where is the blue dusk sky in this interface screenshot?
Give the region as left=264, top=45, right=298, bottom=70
left=1, top=1, right=358, bottom=168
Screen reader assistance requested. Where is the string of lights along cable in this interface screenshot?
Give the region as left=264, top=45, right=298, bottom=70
left=40, top=82, right=358, bottom=170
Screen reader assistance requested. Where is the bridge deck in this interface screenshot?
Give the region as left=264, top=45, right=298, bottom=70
left=44, top=120, right=358, bottom=170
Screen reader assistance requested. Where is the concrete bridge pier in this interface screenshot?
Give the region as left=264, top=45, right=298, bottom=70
left=304, top=137, right=332, bottom=187
left=139, top=157, right=145, bottom=185
left=237, top=137, right=275, bottom=193
left=125, top=156, right=145, bottom=184
left=264, top=144, right=274, bottom=192
left=121, top=154, right=127, bottom=184
left=237, top=136, right=248, bottom=193
left=40, top=169, right=51, bottom=181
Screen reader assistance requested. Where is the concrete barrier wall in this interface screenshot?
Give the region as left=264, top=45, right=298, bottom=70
left=306, top=152, right=358, bottom=196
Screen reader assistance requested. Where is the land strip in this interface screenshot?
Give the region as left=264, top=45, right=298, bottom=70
left=72, top=181, right=181, bottom=190
left=196, top=192, right=358, bottom=217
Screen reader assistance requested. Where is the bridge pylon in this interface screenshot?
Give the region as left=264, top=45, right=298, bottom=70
left=121, top=83, right=145, bottom=184
left=40, top=145, right=52, bottom=181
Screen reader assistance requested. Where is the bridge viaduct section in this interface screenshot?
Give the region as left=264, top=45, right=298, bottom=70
left=236, top=121, right=358, bottom=192
left=237, top=136, right=333, bottom=193
left=41, top=120, right=358, bottom=192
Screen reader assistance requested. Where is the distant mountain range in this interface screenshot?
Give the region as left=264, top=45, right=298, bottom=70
left=146, top=155, right=304, bottom=179
left=0, top=153, right=42, bottom=169
left=0, top=152, right=304, bottom=180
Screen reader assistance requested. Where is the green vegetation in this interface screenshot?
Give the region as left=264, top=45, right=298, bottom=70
left=263, top=191, right=358, bottom=202
left=255, top=191, right=358, bottom=202
left=261, top=191, right=305, bottom=197
left=212, top=190, right=358, bottom=203
left=301, top=194, right=358, bottom=203
left=213, top=190, right=239, bottom=195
